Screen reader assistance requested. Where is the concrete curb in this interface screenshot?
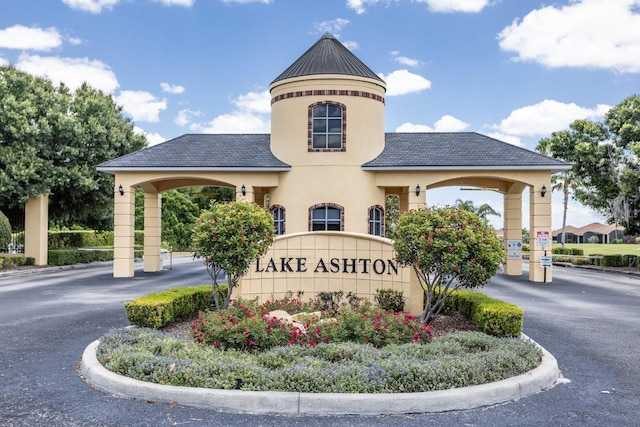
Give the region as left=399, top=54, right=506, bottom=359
left=80, top=334, right=560, bottom=415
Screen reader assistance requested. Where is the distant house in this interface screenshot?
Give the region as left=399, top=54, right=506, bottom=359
left=553, top=223, right=625, bottom=244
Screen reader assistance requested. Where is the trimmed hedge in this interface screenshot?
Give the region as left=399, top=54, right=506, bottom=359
left=48, top=230, right=144, bottom=249
left=48, top=249, right=114, bottom=266
left=0, top=256, right=36, bottom=269
left=124, top=284, right=228, bottom=329
left=434, top=288, right=524, bottom=337
left=552, top=247, right=584, bottom=256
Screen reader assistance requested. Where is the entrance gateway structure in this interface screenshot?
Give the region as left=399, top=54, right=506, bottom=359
left=98, top=33, right=569, bottom=314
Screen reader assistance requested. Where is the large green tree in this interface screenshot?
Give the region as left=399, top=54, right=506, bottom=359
left=538, top=95, right=640, bottom=234
left=0, top=66, right=146, bottom=229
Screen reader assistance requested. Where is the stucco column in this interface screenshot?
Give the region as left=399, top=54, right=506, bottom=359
left=143, top=191, right=162, bottom=272
left=24, top=194, right=49, bottom=266
left=529, top=185, right=552, bottom=282
left=236, top=184, right=254, bottom=203
left=113, top=184, right=135, bottom=278
left=503, top=192, right=523, bottom=275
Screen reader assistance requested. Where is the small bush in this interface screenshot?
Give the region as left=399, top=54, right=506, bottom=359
left=571, top=257, right=592, bottom=266
left=601, top=254, right=625, bottom=267
left=374, top=288, right=405, bottom=312
left=570, top=248, right=584, bottom=256
left=0, top=256, right=36, bottom=268
left=433, top=288, right=523, bottom=337
left=192, top=297, right=432, bottom=352
left=125, top=285, right=225, bottom=328
left=0, top=211, right=11, bottom=251
left=552, top=247, right=572, bottom=255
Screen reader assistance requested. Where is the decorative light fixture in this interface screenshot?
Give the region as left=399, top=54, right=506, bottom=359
left=541, top=185, right=547, bottom=197
left=415, top=184, right=421, bottom=197
left=241, top=184, right=246, bottom=196
left=118, top=184, right=124, bottom=196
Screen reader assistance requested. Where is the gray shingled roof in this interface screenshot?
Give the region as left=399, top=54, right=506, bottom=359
left=97, top=134, right=290, bottom=172
left=362, top=133, right=571, bottom=171
left=271, top=32, right=384, bottom=85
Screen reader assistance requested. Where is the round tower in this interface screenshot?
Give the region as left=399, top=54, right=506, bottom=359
left=268, top=33, right=387, bottom=235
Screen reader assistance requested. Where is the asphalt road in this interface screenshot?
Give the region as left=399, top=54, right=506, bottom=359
left=0, top=258, right=638, bottom=426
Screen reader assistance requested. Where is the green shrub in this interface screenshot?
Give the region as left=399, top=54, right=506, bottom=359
left=48, top=249, right=114, bottom=265
left=193, top=297, right=432, bottom=352
left=47, top=230, right=144, bottom=249
left=622, top=255, right=637, bottom=267
left=521, top=244, right=530, bottom=252
left=0, top=256, right=36, bottom=268
left=570, top=248, right=584, bottom=256
left=554, top=256, right=572, bottom=263
left=433, top=288, right=523, bottom=337
left=552, top=247, right=571, bottom=255
left=601, top=254, right=625, bottom=267
left=374, top=288, right=405, bottom=312
left=0, top=211, right=11, bottom=251
left=97, top=328, right=542, bottom=393
left=124, top=285, right=223, bottom=328
left=571, top=257, right=592, bottom=266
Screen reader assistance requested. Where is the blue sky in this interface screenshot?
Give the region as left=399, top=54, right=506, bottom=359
left=2, top=0, right=639, bottom=231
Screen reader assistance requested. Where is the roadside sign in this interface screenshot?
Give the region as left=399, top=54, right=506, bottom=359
left=537, top=231, right=550, bottom=249
left=507, top=240, right=522, bottom=250
left=540, top=255, right=552, bottom=268
left=508, top=251, right=521, bottom=259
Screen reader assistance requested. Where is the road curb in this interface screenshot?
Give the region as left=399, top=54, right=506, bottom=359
left=81, top=334, right=560, bottom=415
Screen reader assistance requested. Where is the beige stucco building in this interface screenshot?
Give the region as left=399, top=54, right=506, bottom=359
left=95, top=33, right=569, bottom=311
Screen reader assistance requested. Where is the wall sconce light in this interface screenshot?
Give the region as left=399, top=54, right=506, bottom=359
left=241, top=184, right=246, bottom=196
left=118, top=184, right=124, bottom=196
left=415, top=184, right=421, bottom=197
left=541, top=185, right=547, bottom=197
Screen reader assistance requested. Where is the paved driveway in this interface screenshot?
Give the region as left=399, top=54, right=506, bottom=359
left=0, top=258, right=638, bottom=426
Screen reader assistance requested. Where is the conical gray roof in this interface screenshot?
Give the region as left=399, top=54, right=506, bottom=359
left=271, top=32, right=384, bottom=85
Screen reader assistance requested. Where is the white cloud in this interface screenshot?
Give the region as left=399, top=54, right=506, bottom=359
left=434, top=115, right=469, bottom=131
left=151, top=0, right=196, bottom=6
left=346, top=0, right=386, bottom=14
left=394, top=55, right=421, bottom=67
left=174, top=109, right=202, bottom=126
left=0, top=57, right=8, bottom=66
left=195, top=112, right=269, bottom=133
left=0, top=25, right=62, bottom=51
left=396, top=114, right=469, bottom=132
left=232, top=90, right=271, bottom=114
left=114, top=90, right=167, bottom=123
left=482, top=132, right=523, bottom=147
left=134, top=126, right=165, bottom=146
left=160, top=82, right=185, bottom=94
left=396, top=122, right=434, bottom=132
left=378, top=69, right=431, bottom=96
left=416, top=0, right=490, bottom=13
left=498, top=0, right=640, bottom=73
left=342, top=40, right=359, bottom=51
left=178, top=90, right=271, bottom=133
left=62, top=0, right=120, bottom=14
left=16, top=54, right=119, bottom=92
left=315, top=18, right=350, bottom=35
left=495, top=99, right=611, bottom=137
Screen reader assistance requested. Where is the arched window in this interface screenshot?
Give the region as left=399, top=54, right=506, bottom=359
left=368, top=205, right=384, bottom=236
left=309, top=203, right=344, bottom=231
left=270, top=205, right=285, bottom=235
left=309, top=102, right=345, bottom=151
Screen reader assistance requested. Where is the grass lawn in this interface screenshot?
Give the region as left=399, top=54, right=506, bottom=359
left=552, top=243, right=640, bottom=256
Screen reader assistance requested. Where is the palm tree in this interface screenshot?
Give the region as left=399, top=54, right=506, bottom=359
left=454, top=199, right=501, bottom=219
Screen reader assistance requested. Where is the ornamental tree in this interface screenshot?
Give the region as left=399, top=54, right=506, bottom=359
left=391, top=206, right=503, bottom=323
left=191, top=201, right=274, bottom=309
